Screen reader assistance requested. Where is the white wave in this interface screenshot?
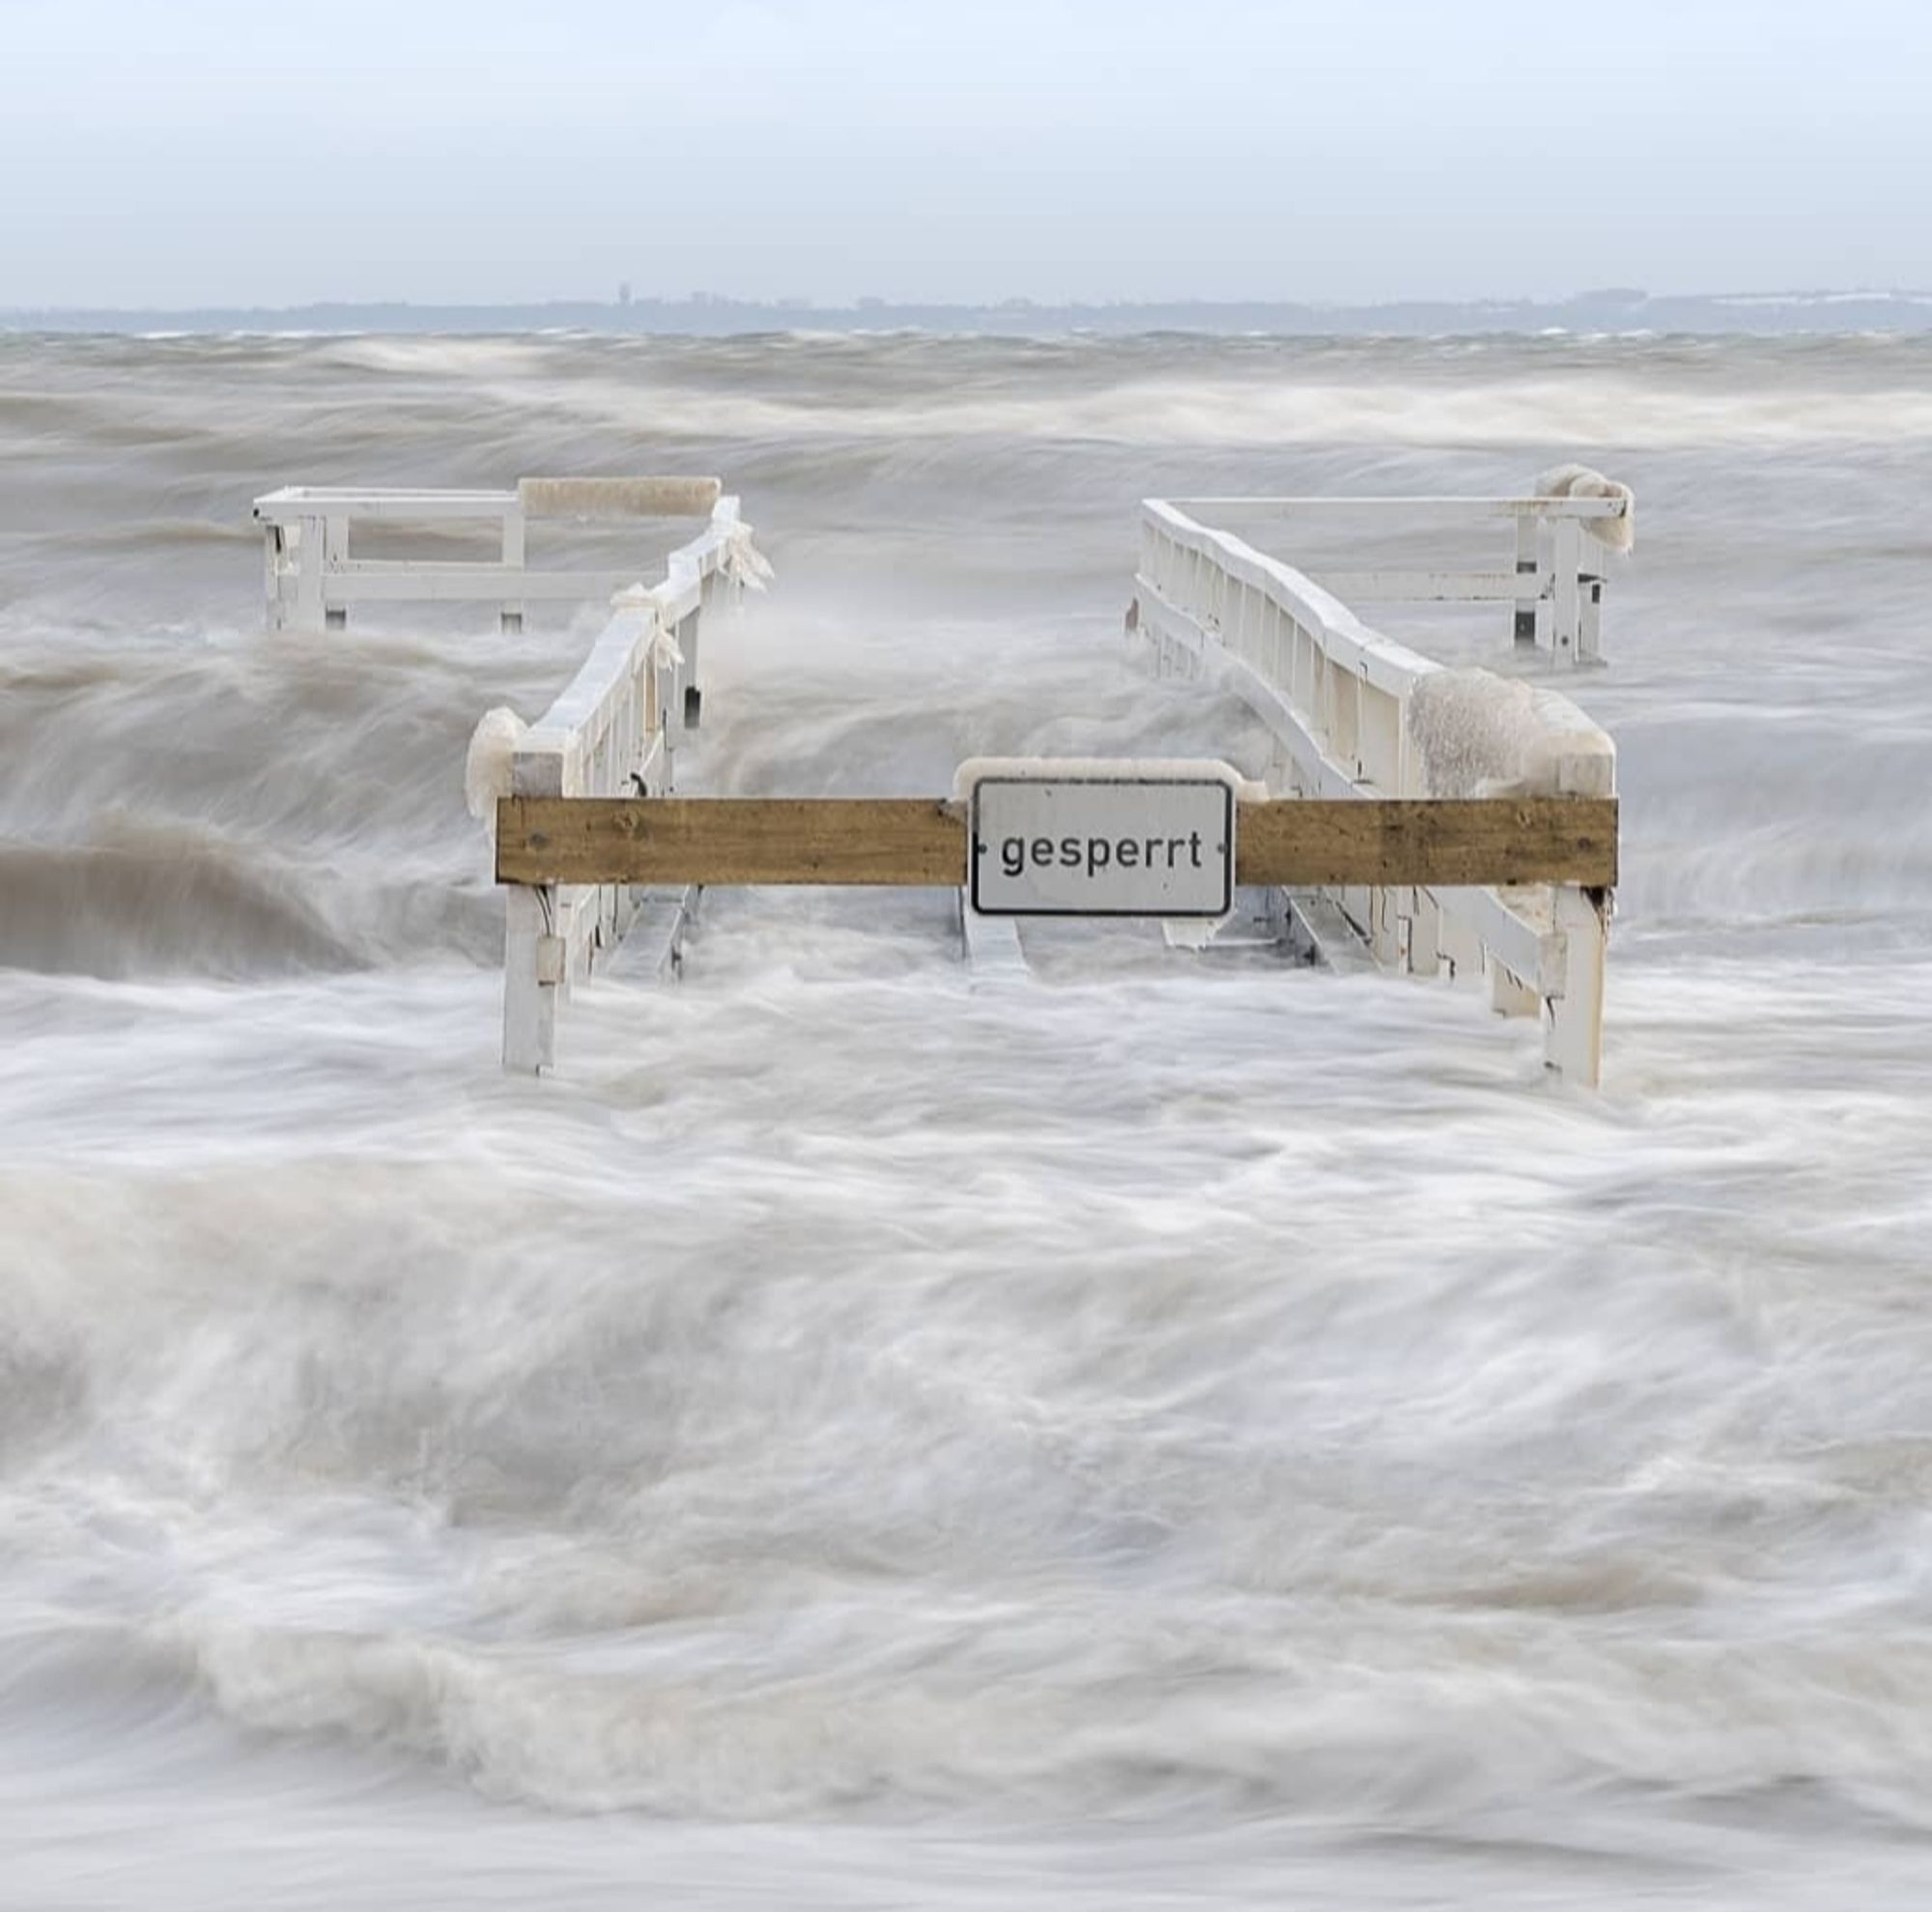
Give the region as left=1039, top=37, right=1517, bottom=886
left=484, top=369, right=1932, bottom=449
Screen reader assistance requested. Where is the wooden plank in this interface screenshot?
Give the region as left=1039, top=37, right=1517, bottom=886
left=498, top=797, right=966, bottom=886
left=1237, top=797, right=1617, bottom=888
left=497, top=796, right=1618, bottom=890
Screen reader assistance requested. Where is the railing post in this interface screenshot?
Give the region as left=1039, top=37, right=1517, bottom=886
left=1546, top=885, right=1607, bottom=1085
left=1514, top=514, right=1540, bottom=651
left=502, top=884, right=560, bottom=1073
left=680, top=606, right=702, bottom=729
left=323, top=514, right=349, bottom=631
left=500, top=504, right=526, bottom=634
left=654, top=609, right=680, bottom=790
left=262, top=523, right=285, bottom=630
left=1550, top=516, right=1583, bottom=666
left=671, top=553, right=702, bottom=729
left=1578, top=568, right=1604, bottom=666
left=293, top=515, right=327, bottom=632
left=1405, top=886, right=1441, bottom=977
left=502, top=743, right=567, bottom=1073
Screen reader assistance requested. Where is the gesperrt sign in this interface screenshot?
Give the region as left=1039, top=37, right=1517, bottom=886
left=967, top=770, right=1236, bottom=918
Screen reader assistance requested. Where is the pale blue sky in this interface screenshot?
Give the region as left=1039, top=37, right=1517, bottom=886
left=2, top=0, right=1925, bottom=307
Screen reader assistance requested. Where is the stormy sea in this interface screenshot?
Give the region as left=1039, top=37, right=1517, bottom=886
left=3, top=328, right=1930, bottom=1906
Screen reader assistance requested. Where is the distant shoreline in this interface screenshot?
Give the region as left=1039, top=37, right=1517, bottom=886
left=6, top=290, right=1932, bottom=338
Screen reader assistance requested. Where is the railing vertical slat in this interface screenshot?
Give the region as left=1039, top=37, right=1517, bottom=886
left=1514, top=514, right=1540, bottom=652
left=1550, top=518, right=1583, bottom=665
left=500, top=506, right=526, bottom=634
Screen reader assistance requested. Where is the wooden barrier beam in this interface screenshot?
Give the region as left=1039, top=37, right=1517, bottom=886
left=499, top=797, right=964, bottom=887
left=1238, top=797, right=1617, bottom=889
left=497, top=796, right=1617, bottom=890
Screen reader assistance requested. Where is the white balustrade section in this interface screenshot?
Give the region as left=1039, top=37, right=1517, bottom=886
left=253, top=476, right=724, bottom=634
left=1166, top=491, right=1631, bottom=666
left=501, top=497, right=757, bottom=1073
left=1133, top=497, right=1616, bottom=1084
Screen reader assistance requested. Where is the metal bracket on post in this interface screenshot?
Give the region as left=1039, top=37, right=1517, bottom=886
left=655, top=661, right=678, bottom=791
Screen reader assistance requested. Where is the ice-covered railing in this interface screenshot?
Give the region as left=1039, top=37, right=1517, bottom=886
left=1131, top=491, right=1617, bottom=1083
left=1167, top=469, right=1633, bottom=667
left=464, top=494, right=769, bottom=1073
left=253, top=476, right=727, bottom=633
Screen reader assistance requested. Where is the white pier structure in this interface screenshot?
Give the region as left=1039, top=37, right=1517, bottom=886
left=1130, top=482, right=1625, bottom=1083
left=257, top=469, right=1625, bottom=1088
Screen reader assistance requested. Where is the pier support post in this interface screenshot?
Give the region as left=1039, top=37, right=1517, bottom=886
left=502, top=742, right=571, bottom=1073
left=502, top=885, right=559, bottom=1073
left=1546, top=886, right=1608, bottom=1086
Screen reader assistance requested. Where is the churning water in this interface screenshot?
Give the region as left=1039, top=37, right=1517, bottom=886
left=2, top=330, right=1930, bottom=1907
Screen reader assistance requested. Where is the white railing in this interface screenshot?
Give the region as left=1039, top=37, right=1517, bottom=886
left=498, top=495, right=763, bottom=1073
left=253, top=476, right=725, bottom=633
left=1165, top=484, right=1631, bottom=667
left=1133, top=494, right=1617, bottom=1084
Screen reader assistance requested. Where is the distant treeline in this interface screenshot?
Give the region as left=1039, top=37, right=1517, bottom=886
left=6, top=289, right=1931, bottom=336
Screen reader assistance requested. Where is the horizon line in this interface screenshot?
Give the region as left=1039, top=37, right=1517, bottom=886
left=8, top=286, right=1932, bottom=318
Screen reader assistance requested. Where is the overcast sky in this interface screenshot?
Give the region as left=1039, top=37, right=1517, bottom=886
left=2, top=0, right=1925, bottom=308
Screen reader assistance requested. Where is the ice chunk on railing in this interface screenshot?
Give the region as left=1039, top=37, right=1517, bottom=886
left=1406, top=670, right=1615, bottom=799
left=464, top=706, right=528, bottom=830
left=1535, top=464, right=1635, bottom=553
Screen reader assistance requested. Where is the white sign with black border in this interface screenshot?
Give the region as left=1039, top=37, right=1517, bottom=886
left=964, top=760, right=1237, bottom=919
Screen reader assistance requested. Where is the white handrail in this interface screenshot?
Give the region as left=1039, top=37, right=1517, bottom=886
left=1166, top=495, right=1627, bottom=517
left=500, top=497, right=764, bottom=1073
left=1159, top=489, right=1631, bottom=664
